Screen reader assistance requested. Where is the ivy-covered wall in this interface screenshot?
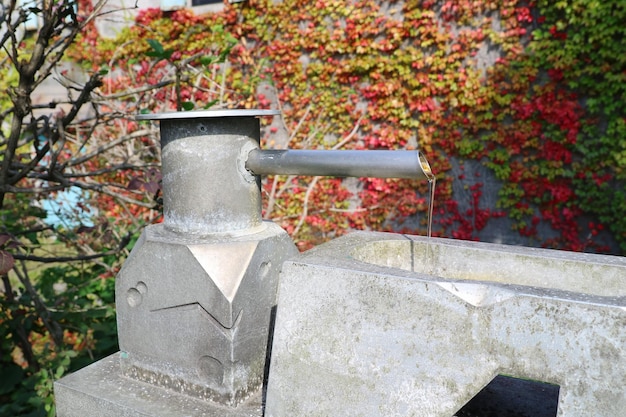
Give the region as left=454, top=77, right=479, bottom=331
left=73, top=0, right=625, bottom=254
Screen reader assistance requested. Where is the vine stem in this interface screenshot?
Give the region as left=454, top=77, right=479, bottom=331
left=291, top=115, right=364, bottom=237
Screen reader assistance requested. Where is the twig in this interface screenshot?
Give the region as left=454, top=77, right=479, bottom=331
left=292, top=176, right=320, bottom=236
left=291, top=115, right=364, bottom=235
left=13, top=234, right=131, bottom=263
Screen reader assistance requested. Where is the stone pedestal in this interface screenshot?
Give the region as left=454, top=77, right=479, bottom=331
left=116, top=222, right=296, bottom=405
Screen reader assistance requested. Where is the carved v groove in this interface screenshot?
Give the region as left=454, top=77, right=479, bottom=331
left=151, top=302, right=243, bottom=340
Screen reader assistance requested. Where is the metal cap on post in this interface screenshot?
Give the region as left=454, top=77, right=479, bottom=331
left=137, top=109, right=280, bottom=235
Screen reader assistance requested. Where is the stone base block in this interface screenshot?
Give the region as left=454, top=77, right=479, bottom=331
left=54, top=353, right=263, bottom=417
left=116, top=222, right=297, bottom=405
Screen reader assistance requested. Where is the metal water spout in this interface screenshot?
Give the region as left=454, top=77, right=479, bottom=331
left=112, top=109, right=434, bottom=407
left=245, top=146, right=434, bottom=180
left=137, top=109, right=433, bottom=235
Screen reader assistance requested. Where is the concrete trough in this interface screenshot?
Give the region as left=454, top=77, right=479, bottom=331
left=265, top=231, right=626, bottom=416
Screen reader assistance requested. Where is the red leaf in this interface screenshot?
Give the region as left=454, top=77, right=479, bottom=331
left=0, top=234, right=11, bottom=247
left=143, top=181, right=160, bottom=194
left=0, top=250, right=15, bottom=275
left=127, top=177, right=145, bottom=191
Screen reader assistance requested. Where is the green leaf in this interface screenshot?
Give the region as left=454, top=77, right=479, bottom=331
left=146, top=39, right=173, bottom=60
left=146, top=39, right=163, bottom=54
left=203, top=99, right=219, bottom=109
left=200, top=56, right=217, bottom=66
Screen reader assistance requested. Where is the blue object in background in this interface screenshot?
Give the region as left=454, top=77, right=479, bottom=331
left=42, top=187, right=94, bottom=228
left=160, top=0, right=186, bottom=10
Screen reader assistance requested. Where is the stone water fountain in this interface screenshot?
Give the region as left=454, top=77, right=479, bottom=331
left=54, top=110, right=625, bottom=417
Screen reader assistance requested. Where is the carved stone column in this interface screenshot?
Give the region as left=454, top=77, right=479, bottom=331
left=115, top=110, right=297, bottom=405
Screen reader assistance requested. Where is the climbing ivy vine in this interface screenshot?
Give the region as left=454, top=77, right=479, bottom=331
left=70, top=0, right=625, bottom=253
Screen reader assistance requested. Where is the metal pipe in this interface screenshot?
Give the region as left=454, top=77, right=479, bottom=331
left=246, top=149, right=434, bottom=180
left=136, top=109, right=435, bottom=235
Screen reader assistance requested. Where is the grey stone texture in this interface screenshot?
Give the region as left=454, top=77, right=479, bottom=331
left=55, top=111, right=298, bottom=415
left=157, top=115, right=267, bottom=235
left=54, top=353, right=264, bottom=417
left=265, top=231, right=626, bottom=417
left=113, top=111, right=298, bottom=406
left=116, top=222, right=297, bottom=406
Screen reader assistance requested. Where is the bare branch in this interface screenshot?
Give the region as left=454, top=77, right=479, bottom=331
left=95, top=78, right=177, bottom=99
left=12, top=234, right=131, bottom=264
left=72, top=180, right=157, bottom=208
left=67, top=128, right=155, bottom=167
left=293, top=176, right=320, bottom=237
left=64, top=163, right=159, bottom=179
left=13, top=260, right=64, bottom=346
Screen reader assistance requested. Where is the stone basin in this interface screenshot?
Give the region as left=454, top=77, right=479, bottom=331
left=265, top=231, right=626, bottom=417
left=350, top=234, right=626, bottom=299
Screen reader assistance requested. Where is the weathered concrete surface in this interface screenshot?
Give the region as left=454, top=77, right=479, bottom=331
left=54, top=353, right=264, bottom=417
left=265, top=231, right=626, bottom=417
left=158, top=115, right=266, bottom=235
left=116, top=222, right=297, bottom=406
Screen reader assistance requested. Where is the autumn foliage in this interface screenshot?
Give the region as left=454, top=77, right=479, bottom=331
left=1, top=0, right=625, bottom=414
left=66, top=0, right=626, bottom=253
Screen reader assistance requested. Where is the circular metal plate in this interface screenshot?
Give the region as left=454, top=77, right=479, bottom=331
left=136, top=109, right=280, bottom=120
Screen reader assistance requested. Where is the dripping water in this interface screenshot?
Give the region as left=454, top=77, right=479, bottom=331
left=418, top=152, right=436, bottom=239
left=427, top=176, right=436, bottom=239
left=419, top=152, right=436, bottom=274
